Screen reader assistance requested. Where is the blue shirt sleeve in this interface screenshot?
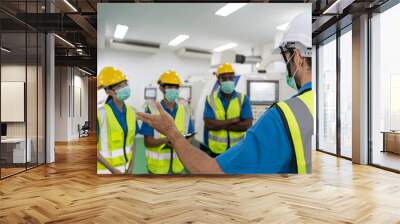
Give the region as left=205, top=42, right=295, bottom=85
left=203, top=99, right=215, bottom=119
left=138, top=107, right=155, bottom=137
left=188, top=118, right=195, bottom=134
left=135, top=120, right=139, bottom=136
left=140, top=122, right=154, bottom=137
left=215, top=107, right=297, bottom=174
left=240, top=95, right=253, bottom=120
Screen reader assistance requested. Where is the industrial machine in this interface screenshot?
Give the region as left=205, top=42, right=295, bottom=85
left=246, top=79, right=279, bottom=121
left=142, top=85, right=158, bottom=112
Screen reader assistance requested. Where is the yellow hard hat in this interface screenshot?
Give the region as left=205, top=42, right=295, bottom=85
left=98, top=66, right=127, bottom=88
left=216, top=63, right=235, bottom=76
left=158, top=70, right=182, bottom=85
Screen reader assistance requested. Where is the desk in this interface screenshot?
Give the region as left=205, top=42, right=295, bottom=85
left=382, top=131, right=400, bottom=154
left=1, top=138, right=31, bottom=164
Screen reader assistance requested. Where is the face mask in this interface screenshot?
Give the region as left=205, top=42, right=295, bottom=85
left=285, top=53, right=299, bottom=90
left=165, top=89, right=179, bottom=102
left=286, top=72, right=298, bottom=90
left=220, top=81, right=235, bottom=94
left=115, top=86, right=131, bottom=101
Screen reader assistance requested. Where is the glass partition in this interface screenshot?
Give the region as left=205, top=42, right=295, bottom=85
left=38, top=32, right=45, bottom=165
left=27, top=28, right=38, bottom=168
left=1, top=30, right=28, bottom=177
left=0, top=1, right=46, bottom=179
left=370, top=3, right=400, bottom=171
left=317, top=36, right=337, bottom=155
left=339, top=29, right=352, bottom=158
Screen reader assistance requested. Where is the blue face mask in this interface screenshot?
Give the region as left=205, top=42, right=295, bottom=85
left=165, top=89, right=179, bottom=102
left=115, top=86, right=131, bottom=101
left=220, top=81, right=235, bottom=94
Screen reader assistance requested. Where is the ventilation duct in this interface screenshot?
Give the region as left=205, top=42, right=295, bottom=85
left=176, top=47, right=211, bottom=59
left=109, top=39, right=160, bottom=53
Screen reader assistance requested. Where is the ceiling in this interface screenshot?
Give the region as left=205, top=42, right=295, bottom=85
left=98, top=3, right=310, bottom=53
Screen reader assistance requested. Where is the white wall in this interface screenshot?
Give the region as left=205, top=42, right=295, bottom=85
left=55, top=67, right=68, bottom=141
left=55, top=67, right=89, bottom=141
left=1, top=65, right=38, bottom=137
left=98, top=47, right=211, bottom=111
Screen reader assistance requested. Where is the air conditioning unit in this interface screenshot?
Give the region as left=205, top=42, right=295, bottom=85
left=108, top=39, right=160, bottom=53
left=176, top=47, right=211, bottom=59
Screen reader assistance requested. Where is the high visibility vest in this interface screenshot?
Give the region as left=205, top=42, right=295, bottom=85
left=207, top=91, right=246, bottom=154
left=145, top=103, right=191, bottom=174
left=275, top=89, right=314, bottom=174
left=97, top=103, right=136, bottom=174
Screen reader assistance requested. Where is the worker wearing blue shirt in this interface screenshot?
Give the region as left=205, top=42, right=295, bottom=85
left=137, top=13, right=314, bottom=174
left=203, top=63, right=253, bottom=157
left=97, top=67, right=138, bottom=174
left=140, top=70, right=195, bottom=174
left=216, top=82, right=311, bottom=173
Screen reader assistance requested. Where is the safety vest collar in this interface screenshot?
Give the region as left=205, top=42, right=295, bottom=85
left=107, top=98, right=127, bottom=115
left=160, top=99, right=178, bottom=114
left=217, top=89, right=238, bottom=99
left=208, top=91, right=244, bottom=118
left=147, top=102, right=190, bottom=138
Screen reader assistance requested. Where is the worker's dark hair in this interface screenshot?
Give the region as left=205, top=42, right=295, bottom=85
left=105, top=80, right=125, bottom=91
left=160, top=83, right=179, bottom=88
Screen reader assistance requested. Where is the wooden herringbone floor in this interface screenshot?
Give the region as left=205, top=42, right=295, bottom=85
left=1, top=136, right=400, bottom=224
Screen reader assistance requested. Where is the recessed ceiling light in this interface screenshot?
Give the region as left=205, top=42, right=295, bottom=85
left=1, top=47, right=11, bottom=53
left=168, top=34, right=189, bottom=46
left=276, top=22, right=289, bottom=31
left=215, top=3, right=247, bottom=17
left=114, top=24, right=129, bottom=39
left=63, top=0, right=78, bottom=12
left=54, top=34, right=75, bottom=48
left=213, top=42, right=237, bottom=52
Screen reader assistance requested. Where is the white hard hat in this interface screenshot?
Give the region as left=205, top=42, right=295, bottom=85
left=273, top=13, right=312, bottom=58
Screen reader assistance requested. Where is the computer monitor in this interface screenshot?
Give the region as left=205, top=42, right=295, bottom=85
left=1, top=123, right=7, bottom=137
left=247, top=80, right=279, bottom=105
left=144, top=87, right=157, bottom=100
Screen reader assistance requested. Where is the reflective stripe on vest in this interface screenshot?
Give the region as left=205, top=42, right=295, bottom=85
left=97, top=103, right=136, bottom=174
left=146, top=103, right=189, bottom=174
left=207, top=91, right=245, bottom=154
left=276, top=90, right=314, bottom=174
